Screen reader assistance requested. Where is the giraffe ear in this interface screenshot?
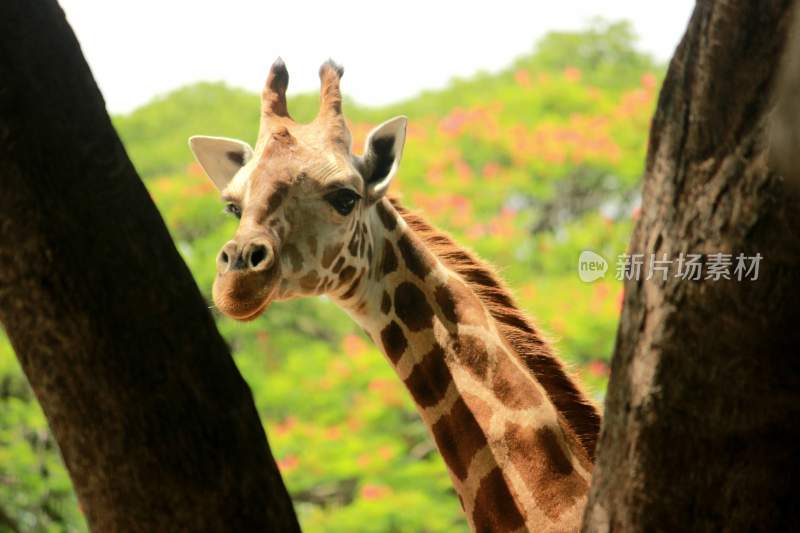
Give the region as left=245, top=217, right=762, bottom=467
left=357, top=116, right=407, bottom=202
left=188, top=135, right=254, bottom=190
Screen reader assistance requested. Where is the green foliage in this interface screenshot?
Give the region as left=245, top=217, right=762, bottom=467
left=0, top=335, right=83, bottom=532
left=517, top=18, right=661, bottom=90
left=0, top=20, right=659, bottom=531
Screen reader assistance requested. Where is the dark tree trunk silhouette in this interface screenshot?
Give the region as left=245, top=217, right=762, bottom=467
left=0, top=1, right=299, bottom=531
left=584, top=1, right=800, bottom=531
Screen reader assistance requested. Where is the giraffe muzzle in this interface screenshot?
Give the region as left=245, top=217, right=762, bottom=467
left=212, top=238, right=281, bottom=321
left=217, top=238, right=275, bottom=274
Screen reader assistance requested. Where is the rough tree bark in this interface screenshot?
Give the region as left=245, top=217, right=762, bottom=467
left=584, top=1, right=800, bottom=531
left=0, top=1, right=299, bottom=531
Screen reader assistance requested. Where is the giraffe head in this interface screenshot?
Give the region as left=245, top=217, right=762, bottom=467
left=189, top=58, right=407, bottom=320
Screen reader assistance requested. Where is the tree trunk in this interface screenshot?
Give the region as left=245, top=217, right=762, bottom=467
left=0, top=1, right=299, bottom=531
left=583, top=1, right=800, bottom=531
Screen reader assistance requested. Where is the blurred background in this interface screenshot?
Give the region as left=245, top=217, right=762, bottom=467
left=0, top=2, right=694, bottom=531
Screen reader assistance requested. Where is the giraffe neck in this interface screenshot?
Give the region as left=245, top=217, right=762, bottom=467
left=330, top=198, right=592, bottom=532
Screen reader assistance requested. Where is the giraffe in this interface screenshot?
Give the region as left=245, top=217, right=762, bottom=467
left=189, top=58, right=601, bottom=532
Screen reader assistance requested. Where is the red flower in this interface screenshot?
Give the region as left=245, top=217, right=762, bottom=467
left=361, top=484, right=392, bottom=501
left=276, top=455, right=299, bottom=472
left=588, top=360, right=610, bottom=378
left=563, top=67, right=582, bottom=82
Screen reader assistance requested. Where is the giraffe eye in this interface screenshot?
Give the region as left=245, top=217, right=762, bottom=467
left=224, top=203, right=242, bottom=219
left=325, top=189, right=360, bottom=216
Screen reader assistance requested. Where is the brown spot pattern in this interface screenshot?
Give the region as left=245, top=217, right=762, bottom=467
left=375, top=200, right=397, bottom=230
left=306, top=235, right=318, bottom=257
left=283, top=243, right=303, bottom=273
left=321, top=243, right=343, bottom=269
left=380, top=321, right=407, bottom=364
left=381, top=239, right=398, bottom=276
left=397, top=233, right=433, bottom=280
left=332, top=256, right=345, bottom=273
left=435, top=278, right=488, bottom=327
left=430, top=397, right=486, bottom=481
left=505, top=423, right=587, bottom=520
left=394, top=282, right=433, bottom=332
left=380, top=291, right=392, bottom=314
left=471, top=467, right=526, bottom=533
left=348, top=230, right=360, bottom=256
left=359, top=223, right=369, bottom=258
left=339, top=265, right=356, bottom=284
left=389, top=197, right=601, bottom=460
left=265, top=182, right=289, bottom=216
left=462, top=392, right=494, bottom=429
left=403, top=344, right=451, bottom=408
left=435, top=284, right=458, bottom=323
left=299, top=270, right=320, bottom=291
left=450, top=335, right=489, bottom=379
left=493, top=354, right=542, bottom=409
left=341, top=273, right=363, bottom=300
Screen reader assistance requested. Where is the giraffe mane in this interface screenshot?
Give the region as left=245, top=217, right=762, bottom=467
left=389, top=197, right=602, bottom=460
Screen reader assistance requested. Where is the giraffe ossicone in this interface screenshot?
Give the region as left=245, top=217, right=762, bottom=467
left=189, top=58, right=601, bottom=532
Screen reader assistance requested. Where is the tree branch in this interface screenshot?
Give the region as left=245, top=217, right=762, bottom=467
left=0, top=1, right=299, bottom=530
left=583, top=0, right=800, bottom=530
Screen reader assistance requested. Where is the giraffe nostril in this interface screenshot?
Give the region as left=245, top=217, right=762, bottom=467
left=249, top=244, right=268, bottom=268
left=217, top=241, right=239, bottom=274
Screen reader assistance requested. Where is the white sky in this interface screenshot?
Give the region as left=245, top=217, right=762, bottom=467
left=58, top=0, right=695, bottom=114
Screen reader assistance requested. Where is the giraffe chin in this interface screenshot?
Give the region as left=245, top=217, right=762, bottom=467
left=212, top=264, right=281, bottom=322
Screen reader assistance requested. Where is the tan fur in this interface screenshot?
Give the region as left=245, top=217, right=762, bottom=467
left=192, top=59, right=602, bottom=533
left=389, top=199, right=602, bottom=460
